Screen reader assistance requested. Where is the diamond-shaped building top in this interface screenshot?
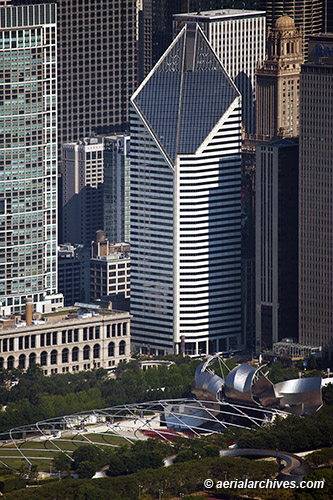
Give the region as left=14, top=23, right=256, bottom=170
left=132, top=24, right=240, bottom=165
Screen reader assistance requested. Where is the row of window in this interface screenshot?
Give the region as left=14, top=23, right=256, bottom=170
left=0, top=341, right=126, bottom=370
left=0, top=323, right=128, bottom=352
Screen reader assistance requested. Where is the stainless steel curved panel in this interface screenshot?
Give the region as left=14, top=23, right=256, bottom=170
left=274, top=377, right=322, bottom=414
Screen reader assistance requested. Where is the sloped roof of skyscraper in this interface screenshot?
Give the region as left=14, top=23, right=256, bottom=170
left=131, top=24, right=240, bottom=166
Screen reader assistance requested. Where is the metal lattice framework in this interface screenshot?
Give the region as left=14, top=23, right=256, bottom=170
left=0, top=398, right=289, bottom=469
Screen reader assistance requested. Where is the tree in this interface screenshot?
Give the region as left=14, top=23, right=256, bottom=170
left=29, top=464, right=39, bottom=480
left=72, top=445, right=107, bottom=470
left=76, top=461, right=98, bottom=479
left=18, top=462, right=29, bottom=478
left=53, top=452, right=72, bottom=474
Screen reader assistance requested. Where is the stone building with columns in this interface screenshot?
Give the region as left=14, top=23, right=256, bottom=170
left=0, top=305, right=131, bottom=375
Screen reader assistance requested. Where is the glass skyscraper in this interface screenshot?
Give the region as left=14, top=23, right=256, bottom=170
left=0, top=2, right=58, bottom=315
left=104, top=135, right=131, bottom=244
left=130, top=24, right=242, bottom=355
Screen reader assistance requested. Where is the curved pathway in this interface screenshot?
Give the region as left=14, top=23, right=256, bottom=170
left=220, top=448, right=312, bottom=484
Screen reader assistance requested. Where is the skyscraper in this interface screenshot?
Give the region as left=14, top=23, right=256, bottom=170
left=255, top=139, right=299, bottom=352
left=174, top=9, right=266, bottom=135
left=62, top=137, right=105, bottom=246
left=265, top=0, right=323, bottom=59
left=256, top=15, right=303, bottom=139
left=56, top=0, right=138, bottom=150
left=299, top=35, right=333, bottom=349
left=130, top=24, right=242, bottom=355
left=0, top=2, right=59, bottom=315
left=104, top=135, right=131, bottom=243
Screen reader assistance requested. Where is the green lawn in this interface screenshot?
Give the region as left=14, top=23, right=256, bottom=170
left=0, top=431, right=129, bottom=471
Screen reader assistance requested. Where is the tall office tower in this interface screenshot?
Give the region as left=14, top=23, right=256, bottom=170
left=151, top=1, right=225, bottom=66
left=12, top=0, right=139, bottom=146
left=0, top=2, right=59, bottom=316
left=62, top=137, right=105, bottom=246
left=324, top=0, right=333, bottom=33
left=265, top=0, right=323, bottom=59
left=174, top=10, right=266, bottom=135
left=256, top=15, right=303, bottom=140
left=138, top=0, right=152, bottom=82
left=299, top=35, right=333, bottom=348
left=56, top=0, right=138, bottom=151
left=104, top=135, right=131, bottom=243
left=255, top=139, right=298, bottom=352
left=130, top=24, right=242, bottom=355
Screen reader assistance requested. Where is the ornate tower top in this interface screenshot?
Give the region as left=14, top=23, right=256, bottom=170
left=266, top=15, right=303, bottom=65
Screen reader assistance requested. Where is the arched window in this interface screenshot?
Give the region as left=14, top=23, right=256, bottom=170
left=7, top=356, right=14, bottom=370
left=93, top=344, right=100, bottom=359
left=72, top=347, right=79, bottom=362
left=119, top=340, right=125, bottom=356
left=40, top=351, right=47, bottom=366
left=108, top=342, right=114, bottom=357
left=50, top=350, right=57, bottom=365
left=83, top=345, right=90, bottom=360
left=29, top=353, right=36, bottom=367
left=18, top=354, right=26, bottom=369
left=62, top=348, right=69, bottom=363
left=0, top=358, right=3, bottom=370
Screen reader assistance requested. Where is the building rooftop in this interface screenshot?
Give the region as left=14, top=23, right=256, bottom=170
left=91, top=253, right=130, bottom=262
left=0, top=305, right=130, bottom=334
left=174, top=9, right=266, bottom=22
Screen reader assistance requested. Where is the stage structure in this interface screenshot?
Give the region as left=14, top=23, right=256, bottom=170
left=0, top=356, right=326, bottom=470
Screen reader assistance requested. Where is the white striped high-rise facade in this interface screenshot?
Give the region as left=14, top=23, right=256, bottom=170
left=130, top=24, right=242, bottom=355
left=174, top=10, right=266, bottom=135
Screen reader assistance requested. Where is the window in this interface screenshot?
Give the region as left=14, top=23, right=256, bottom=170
left=62, top=330, right=66, bottom=343
left=31, top=335, right=36, bottom=348
left=29, top=352, right=36, bottom=367
left=83, top=327, right=88, bottom=341
left=19, top=354, right=26, bottom=369
left=74, top=329, right=79, bottom=342
left=49, top=350, right=57, bottom=365
left=72, top=347, right=79, bottom=362
left=119, top=340, right=125, bottom=356
left=108, top=342, right=114, bottom=357
left=52, top=332, right=57, bottom=345
left=62, top=348, right=69, bottom=363
left=93, top=344, right=100, bottom=359
left=95, top=326, right=100, bottom=339
left=40, top=351, right=47, bottom=366
left=7, top=356, right=14, bottom=370
left=117, top=324, right=121, bottom=336
left=83, top=345, right=90, bottom=360
left=89, top=327, right=94, bottom=340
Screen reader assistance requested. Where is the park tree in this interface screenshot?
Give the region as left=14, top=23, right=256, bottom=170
left=76, top=461, right=98, bottom=479
left=53, top=452, right=72, bottom=474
